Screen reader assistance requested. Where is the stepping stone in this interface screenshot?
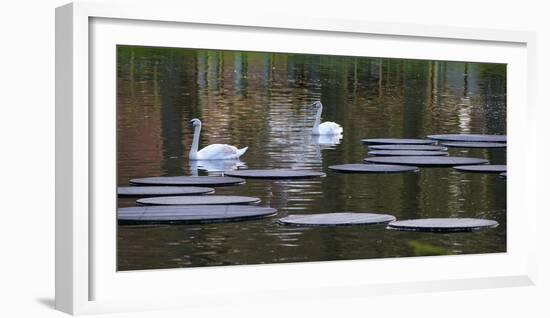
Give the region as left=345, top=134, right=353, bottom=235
left=368, top=144, right=447, bottom=151
left=223, top=169, right=326, bottom=179
left=368, top=150, right=449, bottom=156
left=453, top=165, right=507, bottom=173
left=117, top=186, right=214, bottom=197
left=364, top=156, right=489, bottom=167
left=129, top=176, right=245, bottom=187
left=137, top=195, right=260, bottom=206
left=428, top=134, right=506, bottom=143
left=361, top=138, right=434, bottom=145
left=500, top=172, right=507, bottom=178
left=441, top=142, right=506, bottom=148
left=328, top=164, right=418, bottom=173
left=278, top=212, right=396, bottom=227
left=118, top=205, right=277, bottom=225
left=387, top=218, right=499, bottom=232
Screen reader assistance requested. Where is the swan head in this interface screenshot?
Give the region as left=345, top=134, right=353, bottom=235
left=188, top=118, right=202, bottom=128
left=310, top=101, right=323, bottom=109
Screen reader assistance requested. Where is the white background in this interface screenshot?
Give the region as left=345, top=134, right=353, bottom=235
left=88, top=16, right=530, bottom=310
left=0, top=0, right=548, bottom=317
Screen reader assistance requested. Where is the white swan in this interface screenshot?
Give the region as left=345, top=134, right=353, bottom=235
left=310, top=101, right=343, bottom=135
left=188, top=118, right=248, bottom=160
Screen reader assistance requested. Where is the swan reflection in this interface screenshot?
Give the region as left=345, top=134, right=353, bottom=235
left=189, top=159, right=247, bottom=176
left=310, top=133, right=343, bottom=147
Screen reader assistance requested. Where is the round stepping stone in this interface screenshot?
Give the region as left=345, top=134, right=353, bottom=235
left=129, top=176, right=245, bottom=187
left=500, top=172, right=507, bottom=178
left=368, top=144, right=447, bottom=151
left=368, top=150, right=449, bottom=156
left=118, top=205, right=277, bottom=225
left=453, top=165, right=507, bottom=173
left=364, top=156, right=489, bottom=167
left=278, top=212, right=396, bottom=227
left=387, top=218, right=499, bottom=232
left=223, top=169, right=325, bottom=179
left=361, top=138, right=434, bottom=145
left=328, top=164, right=418, bottom=173
left=428, top=134, right=506, bottom=143
left=441, top=142, right=506, bottom=148
left=117, top=186, right=214, bottom=197
left=136, top=195, right=260, bottom=206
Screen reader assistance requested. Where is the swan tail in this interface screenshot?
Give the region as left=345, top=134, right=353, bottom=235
left=236, top=146, right=248, bottom=158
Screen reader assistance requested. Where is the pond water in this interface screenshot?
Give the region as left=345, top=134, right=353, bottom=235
left=116, top=46, right=506, bottom=271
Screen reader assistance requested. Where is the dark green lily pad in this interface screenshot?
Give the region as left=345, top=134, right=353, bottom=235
left=387, top=218, right=499, bottom=232
left=279, top=212, right=396, bottom=227
left=136, top=195, right=260, bottom=206
left=428, top=134, right=506, bottom=143
left=118, top=186, right=214, bottom=197
left=328, top=164, right=418, bottom=173
left=223, top=169, right=325, bottom=179
left=453, top=165, right=506, bottom=173
left=441, top=142, right=506, bottom=148
left=361, top=138, right=434, bottom=145
left=129, top=176, right=245, bottom=187
left=368, top=150, right=449, bottom=156
left=118, top=205, right=277, bottom=225
left=364, top=156, right=489, bottom=167
left=368, top=144, right=447, bottom=151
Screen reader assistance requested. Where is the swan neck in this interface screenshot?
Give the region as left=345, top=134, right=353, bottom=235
left=313, top=105, right=322, bottom=129
left=190, top=125, right=201, bottom=158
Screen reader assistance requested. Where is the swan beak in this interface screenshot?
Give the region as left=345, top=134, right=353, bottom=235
left=187, top=121, right=195, bottom=128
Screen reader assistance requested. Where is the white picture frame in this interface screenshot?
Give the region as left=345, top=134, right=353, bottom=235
left=55, top=1, right=537, bottom=315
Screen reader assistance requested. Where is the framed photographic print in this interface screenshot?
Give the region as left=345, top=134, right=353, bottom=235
left=56, top=1, right=537, bottom=315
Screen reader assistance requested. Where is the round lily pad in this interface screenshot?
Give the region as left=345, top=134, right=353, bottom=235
left=368, top=150, right=449, bottom=156
left=368, top=144, right=447, bottom=151
left=117, top=186, right=214, bottom=197
left=136, top=195, right=260, bottom=206
left=278, top=212, right=396, bottom=227
left=328, top=164, right=418, bottom=173
left=223, top=169, right=325, bottom=179
left=118, top=205, right=277, bottom=225
left=441, top=142, right=506, bottom=148
left=364, top=156, right=489, bottom=166
left=361, top=138, right=434, bottom=145
left=129, top=176, right=245, bottom=187
left=428, top=134, right=506, bottom=143
left=387, top=218, right=499, bottom=232
left=453, top=165, right=507, bottom=173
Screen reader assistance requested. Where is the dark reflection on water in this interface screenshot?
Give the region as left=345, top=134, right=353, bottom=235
left=117, top=46, right=506, bottom=271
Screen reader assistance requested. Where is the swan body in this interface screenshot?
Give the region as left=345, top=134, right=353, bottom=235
left=314, top=122, right=343, bottom=135
left=310, top=101, right=343, bottom=135
left=188, top=118, right=248, bottom=160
